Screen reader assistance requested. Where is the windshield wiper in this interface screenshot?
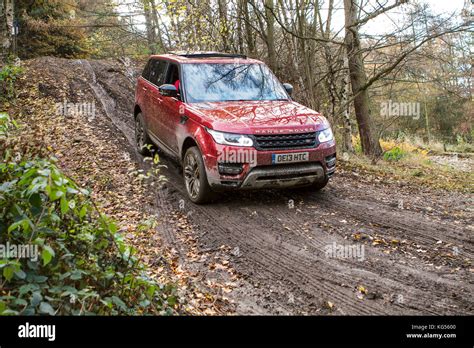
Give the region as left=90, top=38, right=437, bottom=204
left=219, top=98, right=290, bottom=102
left=220, top=99, right=252, bottom=102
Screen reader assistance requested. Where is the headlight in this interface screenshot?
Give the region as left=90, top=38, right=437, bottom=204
left=207, top=129, right=254, bottom=147
left=318, top=128, right=333, bottom=143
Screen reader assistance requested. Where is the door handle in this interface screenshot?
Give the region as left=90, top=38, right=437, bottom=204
left=142, top=86, right=148, bottom=91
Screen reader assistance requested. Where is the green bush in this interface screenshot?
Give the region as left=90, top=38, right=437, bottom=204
left=0, top=64, right=23, bottom=101
left=0, top=114, right=178, bottom=315
left=383, top=146, right=406, bottom=162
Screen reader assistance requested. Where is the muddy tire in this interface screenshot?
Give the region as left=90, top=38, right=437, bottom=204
left=183, top=146, right=216, bottom=204
left=311, top=175, right=329, bottom=190
left=135, top=112, right=153, bottom=155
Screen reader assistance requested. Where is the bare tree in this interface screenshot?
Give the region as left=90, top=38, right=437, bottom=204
left=344, top=0, right=383, bottom=158
left=142, top=0, right=158, bottom=53
left=242, top=0, right=256, bottom=56
left=265, top=0, right=277, bottom=71
left=218, top=0, right=231, bottom=51
left=0, top=0, right=14, bottom=63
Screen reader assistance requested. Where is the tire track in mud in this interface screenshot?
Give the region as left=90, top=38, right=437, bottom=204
left=318, top=196, right=471, bottom=247
left=83, top=60, right=473, bottom=315
left=278, top=190, right=474, bottom=314
left=142, top=169, right=471, bottom=315
left=185, top=191, right=470, bottom=315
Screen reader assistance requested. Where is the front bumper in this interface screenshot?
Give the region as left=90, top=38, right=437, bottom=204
left=240, top=163, right=325, bottom=189
left=204, top=139, right=337, bottom=191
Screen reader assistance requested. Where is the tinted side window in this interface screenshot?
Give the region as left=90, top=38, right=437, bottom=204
left=142, top=60, right=153, bottom=80
left=164, top=63, right=180, bottom=84
left=149, top=60, right=167, bottom=86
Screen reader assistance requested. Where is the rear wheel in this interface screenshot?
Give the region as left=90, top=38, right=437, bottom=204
left=183, top=147, right=216, bottom=204
left=135, top=112, right=153, bottom=155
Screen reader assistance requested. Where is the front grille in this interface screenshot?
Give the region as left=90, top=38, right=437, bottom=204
left=253, top=132, right=318, bottom=150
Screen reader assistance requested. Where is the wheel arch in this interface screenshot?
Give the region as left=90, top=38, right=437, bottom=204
left=181, top=136, right=199, bottom=160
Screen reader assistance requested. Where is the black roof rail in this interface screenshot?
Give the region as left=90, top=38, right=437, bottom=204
left=170, top=51, right=247, bottom=59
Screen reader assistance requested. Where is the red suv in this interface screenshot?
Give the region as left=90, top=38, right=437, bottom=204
left=134, top=52, right=336, bottom=203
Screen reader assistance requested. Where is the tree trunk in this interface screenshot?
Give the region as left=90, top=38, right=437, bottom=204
left=343, top=0, right=382, bottom=158
left=0, top=0, right=14, bottom=64
left=265, top=0, right=277, bottom=72
left=278, top=0, right=305, bottom=98
left=236, top=0, right=244, bottom=54
left=218, top=0, right=230, bottom=51
left=150, top=0, right=165, bottom=53
left=341, top=54, right=354, bottom=153
left=296, top=0, right=316, bottom=109
left=142, top=0, right=157, bottom=54
left=243, top=0, right=255, bottom=56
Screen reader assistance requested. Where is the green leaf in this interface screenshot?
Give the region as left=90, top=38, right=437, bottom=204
left=146, top=285, right=156, bottom=298
left=31, top=292, right=43, bottom=306
left=111, top=296, right=127, bottom=311
left=70, top=270, right=82, bottom=280
left=1, top=309, right=20, bottom=315
left=14, top=269, right=26, bottom=279
left=49, top=190, right=64, bottom=201
left=28, top=193, right=42, bottom=207
left=139, top=299, right=151, bottom=307
left=19, top=284, right=38, bottom=295
left=32, top=275, right=48, bottom=283
left=3, top=266, right=14, bottom=281
left=13, top=298, right=28, bottom=307
left=39, top=302, right=55, bottom=315
left=8, top=219, right=24, bottom=233
left=79, top=206, right=87, bottom=218
left=108, top=222, right=118, bottom=234
left=60, top=196, right=69, bottom=214
left=167, top=295, right=177, bottom=307
left=37, top=169, right=51, bottom=177
left=41, top=246, right=55, bottom=266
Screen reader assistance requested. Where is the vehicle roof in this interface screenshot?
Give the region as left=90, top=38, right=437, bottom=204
left=149, top=52, right=264, bottom=64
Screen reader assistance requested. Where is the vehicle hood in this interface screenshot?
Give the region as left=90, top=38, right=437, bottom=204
left=186, top=100, right=330, bottom=134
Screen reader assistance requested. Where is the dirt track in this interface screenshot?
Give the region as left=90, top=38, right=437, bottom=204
left=27, top=57, right=473, bottom=315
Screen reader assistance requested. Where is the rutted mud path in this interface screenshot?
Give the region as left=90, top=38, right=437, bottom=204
left=31, top=57, right=474, bottom=315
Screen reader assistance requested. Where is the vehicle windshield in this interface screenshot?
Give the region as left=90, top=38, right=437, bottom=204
left=182, top=63, right=289, bottom=103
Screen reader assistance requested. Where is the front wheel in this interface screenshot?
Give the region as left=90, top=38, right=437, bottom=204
left=183, top=147, right=216, bottom=204
left=311, top=175, right=329, bottom=190
left=135, top=112, right=153, bottom=155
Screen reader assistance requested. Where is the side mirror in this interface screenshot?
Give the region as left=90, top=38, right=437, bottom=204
left=283, top=83, right=293, bottom=97
left=158, top=84, right=178, bottom=98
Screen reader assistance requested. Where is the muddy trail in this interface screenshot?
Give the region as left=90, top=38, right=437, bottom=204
left=26, top=57, right=473, bottom=315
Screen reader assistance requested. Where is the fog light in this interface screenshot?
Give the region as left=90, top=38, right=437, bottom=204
left=325, top=154, right=336, bottom=168
left=218, top=163, right=244, bottom=175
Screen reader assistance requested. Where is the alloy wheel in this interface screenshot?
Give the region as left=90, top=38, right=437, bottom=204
left=184, top=152, right=201, bottom=199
